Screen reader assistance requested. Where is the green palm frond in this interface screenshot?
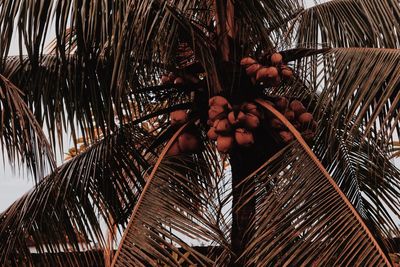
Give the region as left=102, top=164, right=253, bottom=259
left=0, top=74, right=55, bottom=178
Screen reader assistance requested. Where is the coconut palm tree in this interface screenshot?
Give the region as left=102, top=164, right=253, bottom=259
left=1, top=0, right=400, bottom=266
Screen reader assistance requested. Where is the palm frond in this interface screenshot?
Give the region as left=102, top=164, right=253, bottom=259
left=295, top=47, right=400, bottom=146
left=112, top=124, right=231, bottom=266
left=237, top=99, right=393, bottom=266
left=290, top=0, right=400, bottom=48
left=0, top=74, right=55, bottom=178
left=0, top=123, right=156, bottom=266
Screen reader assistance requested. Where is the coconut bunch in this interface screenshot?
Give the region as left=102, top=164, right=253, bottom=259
left=207, top=96, right=262, bottom=153
left=268, top=97, right=317, bottom=144
left=240, top=52, right=293, bottom=87
left=167, top=110, right=201, bottom=156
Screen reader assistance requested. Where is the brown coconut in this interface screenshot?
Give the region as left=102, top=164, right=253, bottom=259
left=217, top=136, right=234, bottom=153
left=271, top=53, right=283, bottom=65
left=178, top=133, right=199, bottom=152
left=279, top=131, right=294, bottom=143
left=167, top=141, right=181, bottom=156
left=290, top=100, right=306, bottom=117
left=208, top=105, right=226, bottom=121
left=207, top=127, right=219, bottom=141
left=246, top=64, right=262, bottom=76
left=235, top=128, right=255, bottom=147
left=281, top=65, right=293, bottom=79
left=244, top=113, right=260, bottom=129
left=170, top=110, right=188, bottom=125
left=284, top=110, right=295, bottom=121
left=241, top=102, right=261, bottom=118
left=161, top=75, right=170, bottom=84
left=228, top=111, right=245, bottom=126
left=240, top=57, right=257, bottom=66
left=174, top=77, right=185, bottom=85
left=215, top=119, right=231, bottom=134
left=271, top=118, right=284, bottom=130
left=302, top=129, right=315, bottom=143
left=209, top=96, right=229, bottom=107
left=275, top=97, right=289, bottom=112
left=298, top=112, right=313, bottom=126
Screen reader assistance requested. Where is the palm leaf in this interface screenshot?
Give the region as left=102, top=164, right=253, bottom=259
left=111, top=124, right=231, bottom=266
left=0, top=74, right=55, bottom=178
left=0, top=122, right=157, bottom=266
left=290, top=0, right=400, bottom=48
left=237, top=99, right=393, bottom=266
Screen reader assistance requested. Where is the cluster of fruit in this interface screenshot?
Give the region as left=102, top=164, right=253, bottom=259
left=167, top=110, right=200, bottom=156
left=268, top=97, right=316, bottom=144
left=240, top=52, right=293, bottom=87
left=206, top=96, right=261, bottom=153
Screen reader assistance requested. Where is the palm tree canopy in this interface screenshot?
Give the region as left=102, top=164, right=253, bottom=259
left=0, top=0, right=400, bottom=266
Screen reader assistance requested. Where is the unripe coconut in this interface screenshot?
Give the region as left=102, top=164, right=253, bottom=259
left=217, top=135, right=234, bottom=153
left=281, top=65, right=293, bottom=79
left=207, top=127, right=218, bottom=141
left=167, top=141, right=181, bottom=156
left=170, top=110, right=188, bottom=125
left=240, top=57, right=257, bottom=66
left=209, top=96, right=229, bottom=107
left=279, top=131, right=294, bottom=143
left=246, top=64, right=262, bottom=76
left=228, top=111, right=245, bottom=126
left=298, top=112, right=313, bottom=126
left=244, top=113, right=260, bottom=129
left=161, top=75, right=170, bottom=84
left=271, top=118, right=284, bottom=130
left=271, top=53, right=283, bottom=65
left=208, top=105, right=225, bottom=121
left=215, top=119, right=231, bottom=134
left=284, top=110, right=295, bottom=121
left=290, top=100, right=306, bottom=117
left=178, top=133, right=199, bottom=152
left=235, top=128, right=255, bottom=147
left=174, top=77, right=185, bottom=85
left=241, top=102, right=261, bottom=118
left=275, top=97, right=289, bottom=111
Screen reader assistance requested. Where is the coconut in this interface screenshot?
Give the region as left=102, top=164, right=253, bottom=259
left=241, top=102, right=261, bottom=117
left=217, top=135, right=234, bottom=153
left=284, top=110, right=295, bottom=121
left=161, top=75, right=170, bottom=84
left=271, top=53, right=283, bottom=65
left=271, top=118, right=284, bottom=130
left=178, top=133, right=199, bottom=152
left=170, top=110, right=188, bottom=125
left=235, top=128, right=255, bottom=147
left=240, top=57, right=257, bottom=66
left=208, top=105, right=225, bottom=121
left=244, top=113, right=260, bottom=129
left=167, top=141, right=181, bottom=156
left=228, top=111, right=245, bottom=126
left=275, top=97, right=289, bottom=112
left=302, top=129, right=315, bottom=143
left=290, top=100, right=306, bottom=117
left=281, top=65, right=293, bottom=79
left=174, top=77, right=185, bottom=85
left=215, top=119, right=231, bottom=134
left=298, top=112, right=313, bottom=126
left=255, top=67, right=270, bottom=82
left=207, top=127, right=219, bottom=141
left=279, top=131, right=294, bottom=143
left=209, top=96, right=230, bottom=107
left=246, top=63, right=262, bottom=76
